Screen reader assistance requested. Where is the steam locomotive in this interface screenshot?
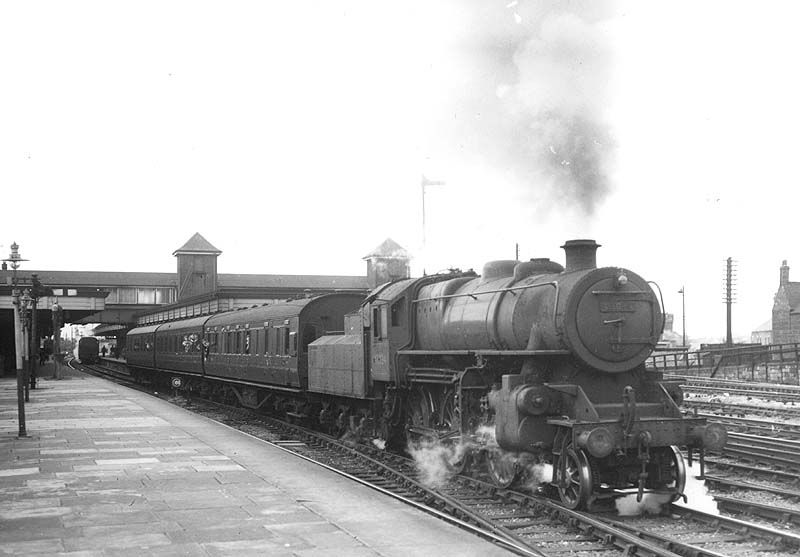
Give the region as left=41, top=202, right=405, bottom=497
left=125, top=239, right=725, bottom=510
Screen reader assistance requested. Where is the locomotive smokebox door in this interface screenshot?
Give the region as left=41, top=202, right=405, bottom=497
left=563, top=267, right=662, bottom=373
